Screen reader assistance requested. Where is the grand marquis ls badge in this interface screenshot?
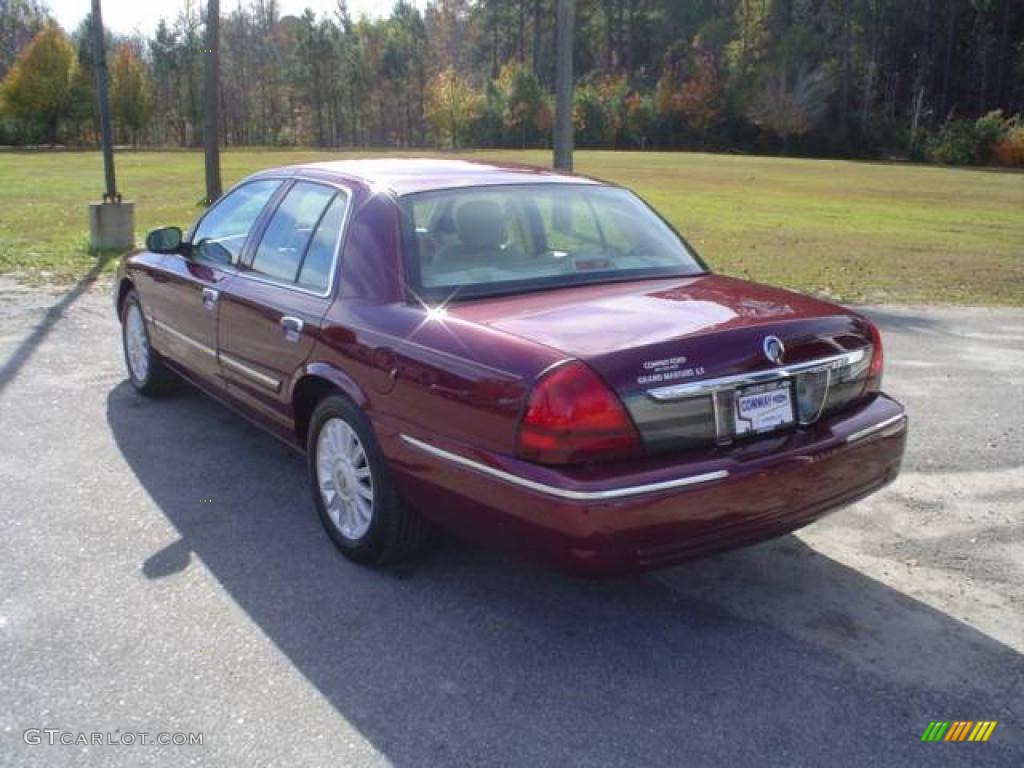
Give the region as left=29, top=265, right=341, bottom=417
left=763, top=335, right=785, bottom=365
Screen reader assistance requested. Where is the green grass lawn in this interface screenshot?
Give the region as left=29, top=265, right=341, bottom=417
left=0, top=148, right=1021, bottom=305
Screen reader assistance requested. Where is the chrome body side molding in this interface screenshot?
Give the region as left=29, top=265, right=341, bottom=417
left=147, top=314, right=280, bottom=392
left=220, top=353, right=281, bottom=391
left=399, top=434, right=729, bottom=501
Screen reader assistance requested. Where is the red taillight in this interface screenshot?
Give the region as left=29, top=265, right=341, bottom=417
left=865, top=322, right=884, bottom=393
left=516, top=361, right=643, bottom=465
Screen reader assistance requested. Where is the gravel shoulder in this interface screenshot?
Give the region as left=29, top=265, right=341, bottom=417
left=1, top=277, right=1021, bottom=767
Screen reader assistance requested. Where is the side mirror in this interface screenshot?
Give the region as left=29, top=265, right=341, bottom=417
left=193, top=238, right=232, bottom=266
left=145, top=226, right=183, bottom=254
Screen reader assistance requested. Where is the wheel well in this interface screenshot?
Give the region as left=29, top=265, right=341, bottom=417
left=292, top=375, right=341, bottom=447
left=116, top=278, right=135, bottom=318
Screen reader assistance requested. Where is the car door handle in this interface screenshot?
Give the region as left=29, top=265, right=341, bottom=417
left=280, top=316, right=303, bottom=342
left=201, top=287, right=219, bottom=309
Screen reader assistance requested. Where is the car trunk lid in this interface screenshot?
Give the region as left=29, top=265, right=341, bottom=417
left=448, top=274, right=875, bottom=454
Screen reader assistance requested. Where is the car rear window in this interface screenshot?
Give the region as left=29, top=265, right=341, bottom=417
left=398, top=183, right=705, bottom=301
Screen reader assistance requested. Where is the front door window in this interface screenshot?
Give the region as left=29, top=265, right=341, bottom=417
left=192, top=180, right=281, bottom=266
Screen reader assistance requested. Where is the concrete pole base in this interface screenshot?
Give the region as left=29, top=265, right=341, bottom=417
left=88, top=201, right=135, bottom=250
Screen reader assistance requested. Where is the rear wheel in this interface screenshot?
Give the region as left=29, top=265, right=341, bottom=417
left=307, top=394, right=430, bottom=565
left=121, top=290, right=174, bottom=396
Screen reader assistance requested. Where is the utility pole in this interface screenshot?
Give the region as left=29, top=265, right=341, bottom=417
left=203, top=0, right=223, bottom=204
left=553, top=0, right=575, bottom=171
left=87, top=0, right=134, bottom=250
left=91, top=0, right=116, bottom=202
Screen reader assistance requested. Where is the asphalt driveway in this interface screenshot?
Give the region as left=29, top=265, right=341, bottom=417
left=1, top=275, right=1021, bottom=767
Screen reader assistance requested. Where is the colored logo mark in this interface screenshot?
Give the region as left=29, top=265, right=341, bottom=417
left=920, top=721, right=997, bottom=742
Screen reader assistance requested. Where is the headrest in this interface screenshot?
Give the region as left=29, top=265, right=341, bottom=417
left=454, top=200, right=506, bottom=248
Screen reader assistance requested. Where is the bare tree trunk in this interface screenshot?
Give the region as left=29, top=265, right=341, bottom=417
left=977, top=17, right=988, bottom=114
left=626, top=0, right=636, bottom=75
left=553, top=0, right=574, bottom=171
left=909, top=86, right=925, bottom=154
left=839, top=0, right=851, bottom=143
left=518, top=0, right=526, bottom=62
left=994, top=0, right=1010, bottom=107
left=941, top=0, right=957, bottom=115
left=220, top=87, right=228, bottom=147
left=204, top=0, right=223, bottom=204
left=490, top=8, right=499, bottom=77
left=615, top=0, right=623, bottom=72
left=861, top=60, right=876, bottom=132
left=603, top=0, right=613, bottom=71
left=532, top=0, right=542, bottom=78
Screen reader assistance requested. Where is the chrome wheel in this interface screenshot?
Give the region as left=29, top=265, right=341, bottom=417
left=316, top=418, right=374, bottom=540
left=124, top=302, right=150, bottom=383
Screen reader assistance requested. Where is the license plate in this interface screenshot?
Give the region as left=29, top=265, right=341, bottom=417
left=734, top=380, right=795, bottom=436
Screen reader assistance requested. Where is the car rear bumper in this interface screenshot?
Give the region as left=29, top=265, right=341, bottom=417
left=386, top=394, right=907, bottom=577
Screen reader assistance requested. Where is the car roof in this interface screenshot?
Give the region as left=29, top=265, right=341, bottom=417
left=246, top=157, right=605, bottom=196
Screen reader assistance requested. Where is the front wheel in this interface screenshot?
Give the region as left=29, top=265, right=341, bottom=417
left=121, top=290, right=174, bottom=396
left=307, top=395, right=431, bottom=565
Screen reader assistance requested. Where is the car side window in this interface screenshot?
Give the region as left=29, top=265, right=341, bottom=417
left=297, top=193, right=348, bottom=292
left=251, top=182, right=338, bottom=285
left=192, top=180, right=280, bottom=266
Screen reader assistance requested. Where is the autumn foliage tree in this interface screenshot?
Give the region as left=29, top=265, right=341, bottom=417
left=493, top=61, right=549, bottom=147
left=0, top=0, right=49, bottom=76
left=424, top=66, right=478, bottom=148
left=675, top=56, right=718, bottom=145
left=0, top=24, right=80, bottom=143
left=746, top=66, right=832, bottom=153
left=574, top=74, right=627, bottom=146
left=2, top=0, right=1022, bottom=162
left=109, top=43, right=151, bottom=146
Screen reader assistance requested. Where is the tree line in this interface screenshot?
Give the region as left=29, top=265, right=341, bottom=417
left=1, top=0, right=1023, bottom=165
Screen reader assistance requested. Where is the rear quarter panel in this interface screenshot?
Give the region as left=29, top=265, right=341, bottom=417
left=316, top=192, right=563, bottom=456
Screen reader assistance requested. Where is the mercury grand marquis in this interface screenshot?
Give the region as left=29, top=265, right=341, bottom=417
left=114, top=158, right=907, bottom=576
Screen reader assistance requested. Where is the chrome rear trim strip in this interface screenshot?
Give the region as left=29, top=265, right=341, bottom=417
left=399, top=434, right=729, bottom=501
left=221, top=353, right=280, bottom=392
left=647, top=347, right=868, bottom=401
left=845, top=413, right=906, bottom=444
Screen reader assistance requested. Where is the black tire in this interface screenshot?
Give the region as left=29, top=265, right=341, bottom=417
left=307, top=394, right=431, bottom=565
left=120, top=289, right=175, bottom=397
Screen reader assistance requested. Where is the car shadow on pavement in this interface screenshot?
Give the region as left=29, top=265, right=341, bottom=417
left=106, top=381, right=1023, bottom=766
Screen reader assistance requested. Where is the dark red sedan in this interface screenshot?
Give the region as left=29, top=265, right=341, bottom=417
left=115, top=158, right=907, bottom=576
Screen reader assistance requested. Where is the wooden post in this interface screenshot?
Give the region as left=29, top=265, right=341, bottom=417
left=90, top=0, right=117, bottom=202
left=203, top=0, right=223, bottom=204
left=553, top=0, right=575, bottom=171
left=88, top=0, right=134, bottom=250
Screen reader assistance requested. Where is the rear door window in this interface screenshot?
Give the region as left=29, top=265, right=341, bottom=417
left=297, top=194, right=347, bottom=292
left=250, top=182, right=338, bottom=283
